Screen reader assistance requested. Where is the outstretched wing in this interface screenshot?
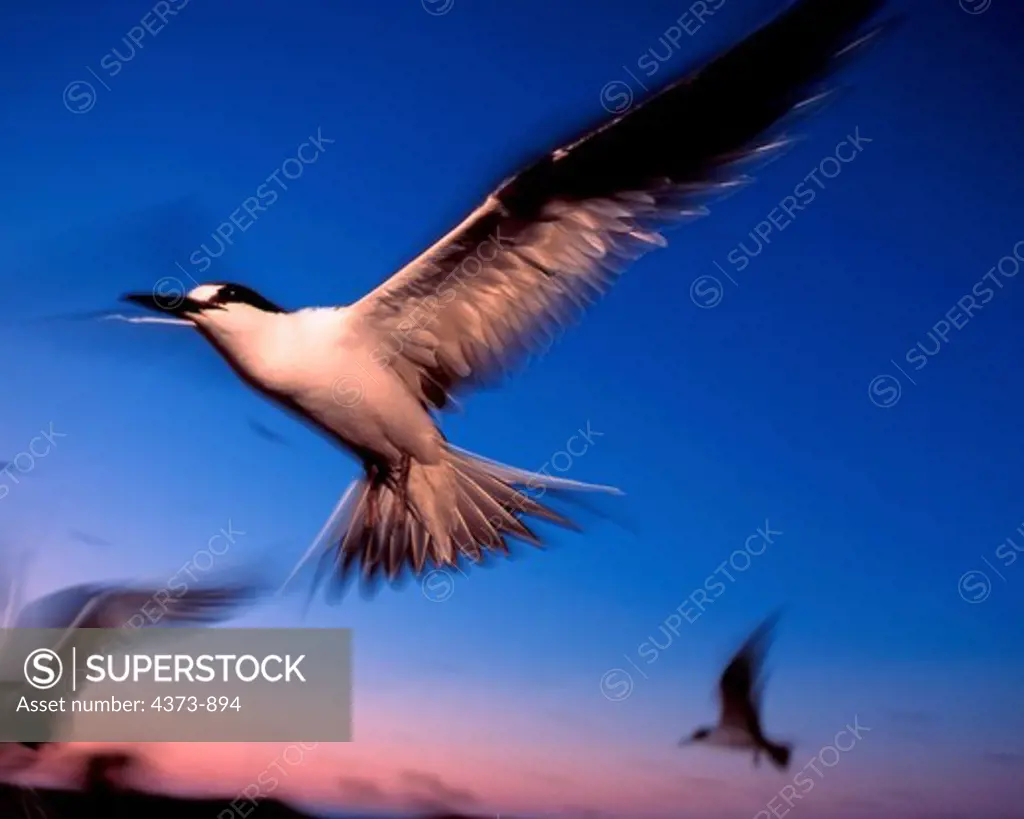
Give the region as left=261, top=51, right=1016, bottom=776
left=0, top=582, right=263, bottom=743
left=13, top=582, right=264, bottom=669
left=72, top=583, right=264, bottom=630
left=718, top=611, right=781, bottom=730
left=351, top=0, right=890, bottom=410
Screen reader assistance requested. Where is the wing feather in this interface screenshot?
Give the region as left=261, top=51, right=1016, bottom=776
left=718, top=612, right=781, bottom=730
left=350, top=0, right=890, bottom=410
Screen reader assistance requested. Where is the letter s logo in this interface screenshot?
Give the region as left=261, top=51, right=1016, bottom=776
left=24, top=649, right=63, bottom=690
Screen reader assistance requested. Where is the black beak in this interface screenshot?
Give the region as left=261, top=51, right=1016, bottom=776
left=120, top=292, right=206, bottom=317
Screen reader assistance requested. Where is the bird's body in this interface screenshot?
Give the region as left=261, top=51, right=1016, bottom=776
left=196, top=304, right=440, bottom=466
left=118, top=0, right=892, bottom=598
left=689, top=725, right=764, bottom=751
left=680, top=612, right=790, bottom=770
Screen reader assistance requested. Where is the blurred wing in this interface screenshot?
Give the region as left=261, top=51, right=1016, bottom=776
left=352, top=0, right=889, bottom=410
left=76, top=584, right=265, bottom=690
left=718, top=611, right=780, bottom=728
left=12, top=582, right=262, bottom=670
left=73, top=583, right=264, bottom=631
left=0, top=584, right=107, bottom=683
left=12, top=584, right=108, bottom=631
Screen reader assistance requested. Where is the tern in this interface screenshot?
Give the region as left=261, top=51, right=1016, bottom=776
left=0, top=554, right=264, bottom=753
left=117, top=0, right=890, bottom=597
left=680, top=612, right=790, bottom=769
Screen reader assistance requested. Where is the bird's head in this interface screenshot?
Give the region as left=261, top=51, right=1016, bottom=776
left=680, top=727, right=712, bottom=746
left=119, top=281, right=286, bottom=328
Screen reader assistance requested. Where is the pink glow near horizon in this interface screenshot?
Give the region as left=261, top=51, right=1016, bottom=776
left=23, top=738, right=1013, bottom=819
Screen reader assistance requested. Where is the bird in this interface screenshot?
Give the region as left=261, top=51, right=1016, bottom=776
left=68, top=529, right=114, bottom=548
left=0, top=551, right=265, bottom=753
left=116, top=0, right=892, bottom=598
left=679, top=612, right=790, bottom=769
left=247, top=418, right=292, bottom=447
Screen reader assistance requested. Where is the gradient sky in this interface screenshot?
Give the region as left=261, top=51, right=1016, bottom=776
left=2, top=1, right=1024, bottom=817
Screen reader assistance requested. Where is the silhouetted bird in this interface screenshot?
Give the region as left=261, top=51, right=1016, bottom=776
left=248, top=418, right=291, bottom=446
left=679, top=612, right=791, bottom=769
left=68, top=529, right=114, bottom=548
left=117, top=0, right=891, bottom=599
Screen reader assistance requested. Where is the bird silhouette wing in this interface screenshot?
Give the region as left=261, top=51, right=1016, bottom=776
left=352, top=0, right=889, bottom=411
left=6, top=582, right=263, bottom=679
left=718, top=611, right=780, bottom=730
left=68, top=583, right=263, bottom=631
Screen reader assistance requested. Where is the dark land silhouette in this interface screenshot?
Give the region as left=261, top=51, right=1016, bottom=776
left=0, top=750, right=500, bottom=819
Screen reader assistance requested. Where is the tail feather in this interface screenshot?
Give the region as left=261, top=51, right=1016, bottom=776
left=301, top=444, right=618, bottom=600
left=765, top=740, right=792, bottom=770
left=448, top=444, right=623, bottom=495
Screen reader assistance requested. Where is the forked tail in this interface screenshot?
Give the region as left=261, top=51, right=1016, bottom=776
left=281, top=444, right=621, bottom=601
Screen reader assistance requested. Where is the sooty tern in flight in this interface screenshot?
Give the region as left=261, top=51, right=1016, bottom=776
left=680, top=612, right=790, bottom=769
left=118, top=0, right=892, bottom=599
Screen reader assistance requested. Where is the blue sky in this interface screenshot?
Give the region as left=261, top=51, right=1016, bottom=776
left=1, top=1, right=1023, bottom=817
